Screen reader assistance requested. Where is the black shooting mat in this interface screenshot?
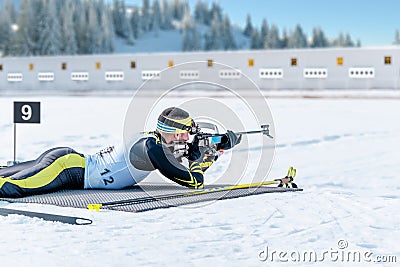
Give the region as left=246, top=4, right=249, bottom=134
left=0, top=183, right=302, bottom=212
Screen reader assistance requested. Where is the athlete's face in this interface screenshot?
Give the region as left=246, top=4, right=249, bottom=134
left=173, top=131, right=189, bottom=142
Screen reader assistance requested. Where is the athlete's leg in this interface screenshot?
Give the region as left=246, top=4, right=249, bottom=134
left=0, top=147, right=85, bottom=198
left=0, top=147, right=62, bottom=177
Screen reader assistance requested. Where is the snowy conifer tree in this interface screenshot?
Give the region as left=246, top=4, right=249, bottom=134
left=394, top=30, right=400, bottom=45
left=4, top=0, right=16, bottom=23
left=210, top=1, right=222, bottom=23
left=39, top=0, right=60, bottom=54
left=221, top=15, right=236, bottom=50
left=281, top=28, right=288, bottom=48
left=75, top=1, right=90, bottom=54
left=264, top=24, right=281, bottom=49
left=332, top=32, right=345, bottom=47
left=250, top=29, right=261, bottom=49
left=14, top=0, right=41, bottom=55
left=204, top=13, right=223, bottom=51
left=260, top=19, right=269, bottom=46
left=170, top=0, right=185, bottom=20
left=160, top=0, right=173, bottom=30
left=194, top=0, right=208, bottom=25
left=182, top=6, right=200, bottom=51
left=243, top=14, right=253, bottom=37
left=344, top=33, right=354, bottom=47
left=113, top=0, right=130, bottom=39
left=0, top=6, right=12, bottom=55
left=310, top=27, right=328, bottom=48
left=60, top=0, right=78, bottom=55
left=287, top=24, right=308, bottom=48
left=141, top=0, right=151, bottom=32
left=112, top=0, right=121, bottom=36
left=87, top=1, right=103, bottom=53
left=130, top=6, right=141, bottom=39
left=102, top=5, right=115, bottom=52
left=151, top=0, right=161, bottom=35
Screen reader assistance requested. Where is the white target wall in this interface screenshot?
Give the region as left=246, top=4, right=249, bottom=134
left=0, top=47, right=399, bottom=92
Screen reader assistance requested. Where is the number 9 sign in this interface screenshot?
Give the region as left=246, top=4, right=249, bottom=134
left=14, top=102, right=40, bottom=123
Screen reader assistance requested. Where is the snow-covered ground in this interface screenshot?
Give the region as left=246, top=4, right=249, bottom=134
left=0, top=92, right=399, bottom=266
left=113, top=24, right=250, bottom=54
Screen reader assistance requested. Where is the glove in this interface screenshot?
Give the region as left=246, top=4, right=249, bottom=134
left=218, top=130, right=242, bottom=150
left=187, top=135, right=201, bottom=161
left=191, top=146, right=219, bottom=172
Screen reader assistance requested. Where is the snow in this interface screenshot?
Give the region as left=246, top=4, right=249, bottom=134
left=0, top=91, right=399, bottom=266
left=112, top=26, right=251, bottom=54
left=114, top=30, right=184, bottom=53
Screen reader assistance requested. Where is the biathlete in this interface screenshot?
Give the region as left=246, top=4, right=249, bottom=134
left=0, top=107, right=241, bottom=198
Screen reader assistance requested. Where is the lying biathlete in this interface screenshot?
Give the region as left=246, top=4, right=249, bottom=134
left=0, top=107, right=241, bottom=198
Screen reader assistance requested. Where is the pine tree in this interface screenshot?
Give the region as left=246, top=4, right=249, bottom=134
left=112, top=0, right=121, bottom=36
left=182, top=6, right=200, bottom=51
left=288, top=24, right=308, bottom=48
left=250, top=29, right=261, bottom=49
left=344, top=33, right=354, bottom=47
left=14, top=0, right=41, bottom=55
left=394, top=30, right=400, bottom=45
left=194, top=0, right=208, bottom=25
left=260, top=18, right=269, bottom=46
left=38, top=0, right=61, bottom=55
left=332, top=32, right=345, bottom=47
left=160, top=0, right=173, bottom=30
left=102, top=4, right=115, bottom=52
left=60, top=0, right=78, bottom=55
left=151, top=0, right=161, bottom=35
left=310, top=27, right=328, bottom=48
left=243, top=14, right=253, bottom=37
left=221, top=15, right=236, bottom=50
left=210, top=1, right=222, bottom=23
left=280, top=28, right=288, bottom=48
left=0, top=5, right=12, bottom=55
left=170, top=0, right=185, bottom=20
left=264, top=24, right=281, bottom=49
left=130, top=6, right=141, bottom=39
left=86, top=1, right=102, bottom=54
left=112, top=0, right=130, bottom=39
left=141, top=0, right=151, bottom=32
left=4, top=0, right=16, bottom=23
left=76, top=0, right=89, bottom=54
left=204, top=13, right=223, bottom=51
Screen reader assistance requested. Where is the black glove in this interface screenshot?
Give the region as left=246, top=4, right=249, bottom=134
left=187, top=135, right=201, bottom=161
left=189, top=146, right=219, bottom=172
left=218, top=130, right=242, bottom=150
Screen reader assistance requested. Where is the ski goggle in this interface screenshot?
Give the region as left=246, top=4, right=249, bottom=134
left=157, top=115, right=197, bottom=134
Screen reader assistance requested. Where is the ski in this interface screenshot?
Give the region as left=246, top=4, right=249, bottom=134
left=87, top=171, right=299, bottom=211
left=0, top=207, right=93, bottom=225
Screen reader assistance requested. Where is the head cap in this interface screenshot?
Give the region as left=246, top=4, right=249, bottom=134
left=157, top=107, right=194, bottom=134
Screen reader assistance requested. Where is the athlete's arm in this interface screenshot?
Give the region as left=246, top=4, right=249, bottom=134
left=146, top=139, right=204, bottom=189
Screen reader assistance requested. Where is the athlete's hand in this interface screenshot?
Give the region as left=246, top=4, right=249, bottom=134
left=187, top=135, right=201, bottom=160
left=219, top=130, right=242, bottom=150
left=198, top=147, right=219, bottom=171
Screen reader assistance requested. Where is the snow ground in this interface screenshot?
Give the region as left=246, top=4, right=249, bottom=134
left=0, top=92, right=399, bottom=266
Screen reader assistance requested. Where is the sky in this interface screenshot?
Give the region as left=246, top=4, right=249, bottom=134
left=124, top=0, right=400, bottom=47
left=211, top=0, right=399, bottom=47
